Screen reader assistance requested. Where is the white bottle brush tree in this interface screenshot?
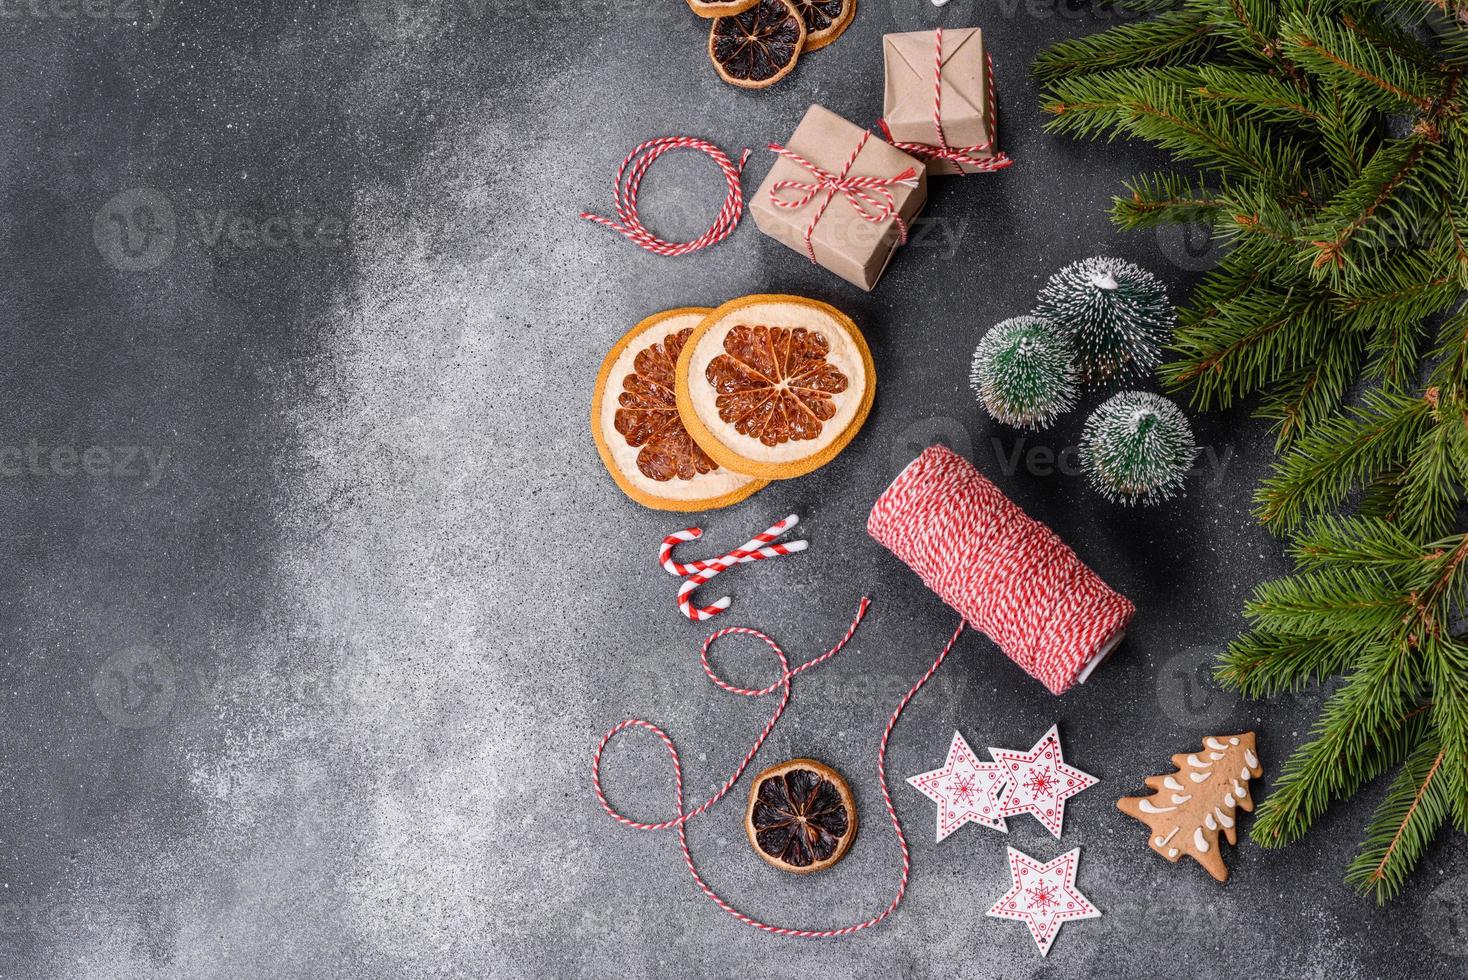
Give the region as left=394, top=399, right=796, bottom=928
left=1035, top=257, right=1175, bottom=384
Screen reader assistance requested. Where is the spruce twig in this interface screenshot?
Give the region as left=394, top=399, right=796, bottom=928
left=1035, top=0, right=1468, bottom=899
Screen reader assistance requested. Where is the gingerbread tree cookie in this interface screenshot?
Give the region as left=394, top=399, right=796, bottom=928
left=1117, top=732, right=1263, bottom=882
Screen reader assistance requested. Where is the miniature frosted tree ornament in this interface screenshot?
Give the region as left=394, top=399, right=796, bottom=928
left=1081, top=391, right=1197, bottom=505
left=969, top=315, right=1077, bottom=430
left=1034, top=257, right=1176, bottom=383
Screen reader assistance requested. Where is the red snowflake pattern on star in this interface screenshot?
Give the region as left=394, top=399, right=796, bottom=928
left=989, top=723, right=1098, bottom=838
left=1025, top=882, right=1057, bottom=911
left=1024, top=769, right=1057, bottom=797
left=907, top=730, right=1009, bottom=841
left=987, top=846, right=1100, bottom=957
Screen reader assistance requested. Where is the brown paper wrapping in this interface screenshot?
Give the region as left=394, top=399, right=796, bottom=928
left=750, top=105, right=928, bottom=292
left=882, top=28, right=997, bottom=176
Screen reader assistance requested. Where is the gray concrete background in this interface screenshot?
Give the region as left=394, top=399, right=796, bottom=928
left=0, top=1, right=1464, bottom=977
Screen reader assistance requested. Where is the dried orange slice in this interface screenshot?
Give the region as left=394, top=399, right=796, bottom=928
left=686, top=0, right=758, bottom=17
left=790, top=0, right=854, bottom=52
left=708, top=0, right=806, bottom=90
left=675, top=295, right=875, bottom=480
left=746, top=759, right=857, bottom=874
left=592, top=308, right=768, bottom=511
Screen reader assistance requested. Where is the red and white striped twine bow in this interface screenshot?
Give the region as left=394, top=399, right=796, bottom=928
left=767, top=133, right=920, bottom=262
left=877, top=28, right=1014, bottom=173
left=580, top=136, right=751, bottom=257
left=660, top=514, right=807, bottom=621
left=591, top=597, right=968, bottom=937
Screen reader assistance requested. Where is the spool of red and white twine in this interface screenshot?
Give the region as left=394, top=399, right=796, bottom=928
left=868, top=443, right=1135, bottom=695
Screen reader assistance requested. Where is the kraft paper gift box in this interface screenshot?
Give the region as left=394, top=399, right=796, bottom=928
left=882, top=28, right=999, bottom=176
left=750, top=105, right=928, bottom=292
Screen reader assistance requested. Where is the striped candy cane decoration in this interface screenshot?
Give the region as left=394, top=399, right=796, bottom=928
left=660, top=514, right=807, bottom=621
left=591, top=597, right=967, bottom=937
left=580, top=136, right=751, bottom=257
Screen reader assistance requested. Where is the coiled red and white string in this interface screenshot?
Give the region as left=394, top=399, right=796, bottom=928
left=592, top=597, right=966, bottom=938
left=580, top=136, right=750, bottom=257
left=868, top=444, right=1134, bottom=695
left=660, top=514, right=807, bottom=621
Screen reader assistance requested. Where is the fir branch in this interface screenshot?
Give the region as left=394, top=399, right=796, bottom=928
left=1303, top=137, right=1452, bottom=277
left=1251, top=642, right=1427, bottom=848
left=1430, top=307, right=1468, bottom=388
left=1042, top=71, right=1310, bottom=191
left=1427, top=635, right=1468, bottom=830
left=1316, top=83, right=1376, bottom=178
left=1245, top=567, right=1416, bottom=636
left=1257, top=325, right=1366, bottom=446
left=1254, top=390, right=1436, bottom=531
left=1032, top=10, right=1214, bottom=83
left=1395, top=420, right=1465, bottom=539
left=1110, top=171, right=1226, bottom=228
left=1167, top=288, right=1334, bottom=410
left=1036, top=0, right=1468, bottom=900
left=1289, top=515, right=1428, bottom=569
left=1217, top=630, right=1364, bottom=697
left=1346, top=255, right=1462, bottom=386
left=1178, top=65, right=1325, bottom=124
left=1282, top=12, right=1444, bottom=113
left=1344, top=737, right=1450, bottom=902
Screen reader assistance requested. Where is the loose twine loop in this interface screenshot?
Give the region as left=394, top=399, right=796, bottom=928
left=591, top=598, right=966, bottom=938
left=580, top=136, right=751, bottom=257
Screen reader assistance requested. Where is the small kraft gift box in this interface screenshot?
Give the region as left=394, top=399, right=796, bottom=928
left=881, top=27, right=1010, bottom=176
left=750, top=105, right=928, bottom=292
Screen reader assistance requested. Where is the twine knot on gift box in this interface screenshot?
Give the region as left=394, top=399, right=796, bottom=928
left=766, top=133, right=920, bottom=262
left=879, top=27, right=1014, bottom=174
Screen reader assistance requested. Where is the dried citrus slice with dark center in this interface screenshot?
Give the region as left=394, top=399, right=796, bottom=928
left=686, top=0, right=759, bottom=17
left=707, top=324, right=848, bottom=447
left=675, top=295, right=875, bottom=480
left=592, top=308, right=767, bottom=511
left=616, top=326, right=715, bottom=480
left=708, top=0, right=806, bottom=90
left=745, top=759, right=857, bottom=874
left=789, top=0, right=854, bottom=52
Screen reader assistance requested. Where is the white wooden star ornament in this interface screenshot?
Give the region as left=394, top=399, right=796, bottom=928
left=906, top=730, right=1009, bottom=840
left=986, top=846, right=1101, bottom=956
left=989, top=723, right=1099, bottom=838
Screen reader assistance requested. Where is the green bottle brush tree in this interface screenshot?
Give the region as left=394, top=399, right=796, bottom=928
left=970, top=315, right=1078, bottom=429
left=1081, top=390, right=1198, bottom=505
left=1035, top=0, right=1468, bottom=901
